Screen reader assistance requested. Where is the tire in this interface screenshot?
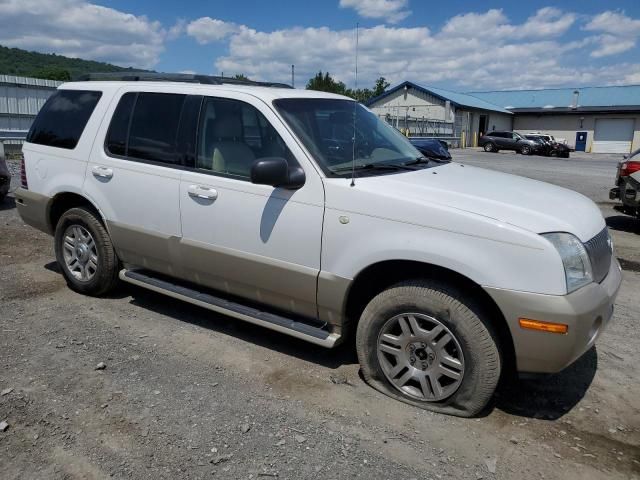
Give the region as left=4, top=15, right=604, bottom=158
left=483, top=142, right=495, bottom=153
left=356, top=279, right=501, bottom=417
left=54, top=207, right=119, bottom=296
left=520, top=145, right=532, bottom=155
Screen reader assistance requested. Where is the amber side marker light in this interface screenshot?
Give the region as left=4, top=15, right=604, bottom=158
left=519, top=318, right=568, bottom=334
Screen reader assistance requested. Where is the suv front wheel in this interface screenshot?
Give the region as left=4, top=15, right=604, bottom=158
left=54, top=207, right=120, bottom=296
left=356, top=279, right=501, bottom=417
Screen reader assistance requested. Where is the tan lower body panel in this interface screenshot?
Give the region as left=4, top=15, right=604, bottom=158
left=15, top=188, right=53, bottom=234
left=108, top=220, right=326, bottom=323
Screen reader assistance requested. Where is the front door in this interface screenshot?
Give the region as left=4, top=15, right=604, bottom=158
left=575, top=131, right=587, bottom=151
left=178, top=94, right=325, bottom=319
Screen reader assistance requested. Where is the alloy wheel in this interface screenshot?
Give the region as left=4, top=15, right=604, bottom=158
left=377, top=313, right=465, bottom=402
left=62, top=225, right=98, bottom=282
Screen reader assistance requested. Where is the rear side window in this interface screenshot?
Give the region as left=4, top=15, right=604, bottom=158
left=27, top=90, right=102, bottom=149
left=106, top=92, right=187, bottom=164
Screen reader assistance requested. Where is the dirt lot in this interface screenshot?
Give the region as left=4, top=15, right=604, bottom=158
left=1, top=153, right=639, bottom=479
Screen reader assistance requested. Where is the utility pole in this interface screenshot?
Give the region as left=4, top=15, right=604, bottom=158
left=291, top=65, right=295, bottom=88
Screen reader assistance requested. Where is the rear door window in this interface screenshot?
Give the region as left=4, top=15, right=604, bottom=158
left=106, top=92, right=188, bottom=164
left=127, top=93, right=186, bottom=164
left=27, top=90, right=102, bottom=149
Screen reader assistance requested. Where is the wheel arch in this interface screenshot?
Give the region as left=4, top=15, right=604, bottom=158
left=48, top=192, right=108, bottom=233
left=343, top=259, right=515, bottom=372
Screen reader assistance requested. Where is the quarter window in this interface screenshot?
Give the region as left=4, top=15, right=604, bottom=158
left=196, top=97, right=293, bottom=179
left=27, top=90, right=102, bottom=149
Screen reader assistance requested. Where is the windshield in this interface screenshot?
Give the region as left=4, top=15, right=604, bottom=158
left=274, top=98, right=424, bottom=177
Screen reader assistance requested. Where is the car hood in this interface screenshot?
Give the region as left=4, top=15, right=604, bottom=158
left=352, top=162, right=604, bottom=242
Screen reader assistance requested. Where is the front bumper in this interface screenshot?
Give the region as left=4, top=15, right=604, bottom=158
left=485, top=258, right=622, bottom=373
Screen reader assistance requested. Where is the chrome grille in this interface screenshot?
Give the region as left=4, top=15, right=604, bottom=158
left=584, top=227, right=612, bottom=283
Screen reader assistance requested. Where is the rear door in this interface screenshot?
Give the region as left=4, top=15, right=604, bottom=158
left=83, top=90, right=189, bottom=275
left=492, top=132, right=508, bottom=148
left=178, top=93, right=325, bottom=319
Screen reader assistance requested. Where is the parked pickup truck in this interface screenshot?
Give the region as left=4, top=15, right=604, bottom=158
left=16, top=73, right=621, bottom=417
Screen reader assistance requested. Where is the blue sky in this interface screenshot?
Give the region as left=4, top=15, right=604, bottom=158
left=1, top=0, right=640, bottom=90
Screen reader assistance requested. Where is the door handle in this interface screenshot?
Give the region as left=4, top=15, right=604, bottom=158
left=92, top=166, right=113, bottom=179
left=188, top=184, right=218, bottom=201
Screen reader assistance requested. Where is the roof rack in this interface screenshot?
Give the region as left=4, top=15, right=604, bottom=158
left=75, top=72, right=293, bottom=89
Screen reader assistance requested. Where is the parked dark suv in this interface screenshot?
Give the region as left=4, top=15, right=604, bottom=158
left=479, top=131, right=539, bottom=155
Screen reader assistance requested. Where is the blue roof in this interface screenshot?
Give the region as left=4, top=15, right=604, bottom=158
left=366, top=81, right=512, bottom=114
left=466, top=85, right=640, bottom=110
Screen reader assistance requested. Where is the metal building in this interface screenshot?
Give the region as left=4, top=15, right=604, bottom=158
left=365, top=81, right=513, bottom=147
left=469, top=86, right=640, bottom=153
left=0, top=75, right=61, bottom=154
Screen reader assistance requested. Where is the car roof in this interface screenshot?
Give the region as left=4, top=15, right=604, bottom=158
left=58, top=81, right=352, bottom=102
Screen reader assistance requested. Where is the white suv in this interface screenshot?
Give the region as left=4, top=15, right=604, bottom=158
left=16, top=74, right=621, bottom=417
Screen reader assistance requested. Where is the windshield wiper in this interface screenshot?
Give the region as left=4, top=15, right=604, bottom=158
left=332, top=163, right=417, bottom=173
left=404, top=156, right=449, bottom=166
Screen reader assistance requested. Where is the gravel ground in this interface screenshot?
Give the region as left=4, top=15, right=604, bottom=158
left=1, top=155, right=639, bottom=479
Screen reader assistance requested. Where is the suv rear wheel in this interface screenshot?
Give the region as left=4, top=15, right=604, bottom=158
left=54, top=207, right=120, bottom=296
left=356, top=279, right=501, bottom=417
left=520, top=145, right=532, bottom=155
left=483, top=142, right=496, bottom=153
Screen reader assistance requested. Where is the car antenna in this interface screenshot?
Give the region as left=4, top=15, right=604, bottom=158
left=350, top=23, right=359, bottom=188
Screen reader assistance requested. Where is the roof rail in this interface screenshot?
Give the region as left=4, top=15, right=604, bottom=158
left=75, top=72, right=293, bottom=89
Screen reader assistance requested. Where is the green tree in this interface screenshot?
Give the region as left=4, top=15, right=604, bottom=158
left=372, top=77, right=390, bottom=97
left=234, top=73, right=249, bottom=81
left=34, top=68, right=71, bottom=81
left=306, top=71, right=347, bottom=95
left=305, top=72, right=391, bottom=103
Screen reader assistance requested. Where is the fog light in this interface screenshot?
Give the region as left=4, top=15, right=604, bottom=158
left=518, top=318, right=568, bottom=334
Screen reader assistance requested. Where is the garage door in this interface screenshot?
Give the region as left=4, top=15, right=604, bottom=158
left=592, top=118, right=635, bottom=153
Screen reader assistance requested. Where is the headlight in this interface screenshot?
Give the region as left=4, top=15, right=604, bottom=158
left=542, top=232, right=593, bottom=293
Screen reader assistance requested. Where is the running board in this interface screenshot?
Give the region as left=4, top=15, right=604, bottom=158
left=119, top=269, right=341, bottom=348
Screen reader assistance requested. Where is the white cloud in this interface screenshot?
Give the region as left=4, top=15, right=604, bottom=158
left=590, top=34, right=636, bottom=58
left=0, top=0, right=165, bottom=69
left=584, top=10, right=640, bottom=57
left=339, top=0, right=411, bottom=24
left=168, top=19, right=187, bottom=41
left=211, top=7, right=634, bottom=90
left=186, top=17, right=240, bottom=44
left=440, top=7, right=575, bottom=40
left=584, top=10, right=640, bottom=36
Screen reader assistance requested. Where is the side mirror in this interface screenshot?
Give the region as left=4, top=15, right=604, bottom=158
left=250, top=157, right=305, bottom=190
